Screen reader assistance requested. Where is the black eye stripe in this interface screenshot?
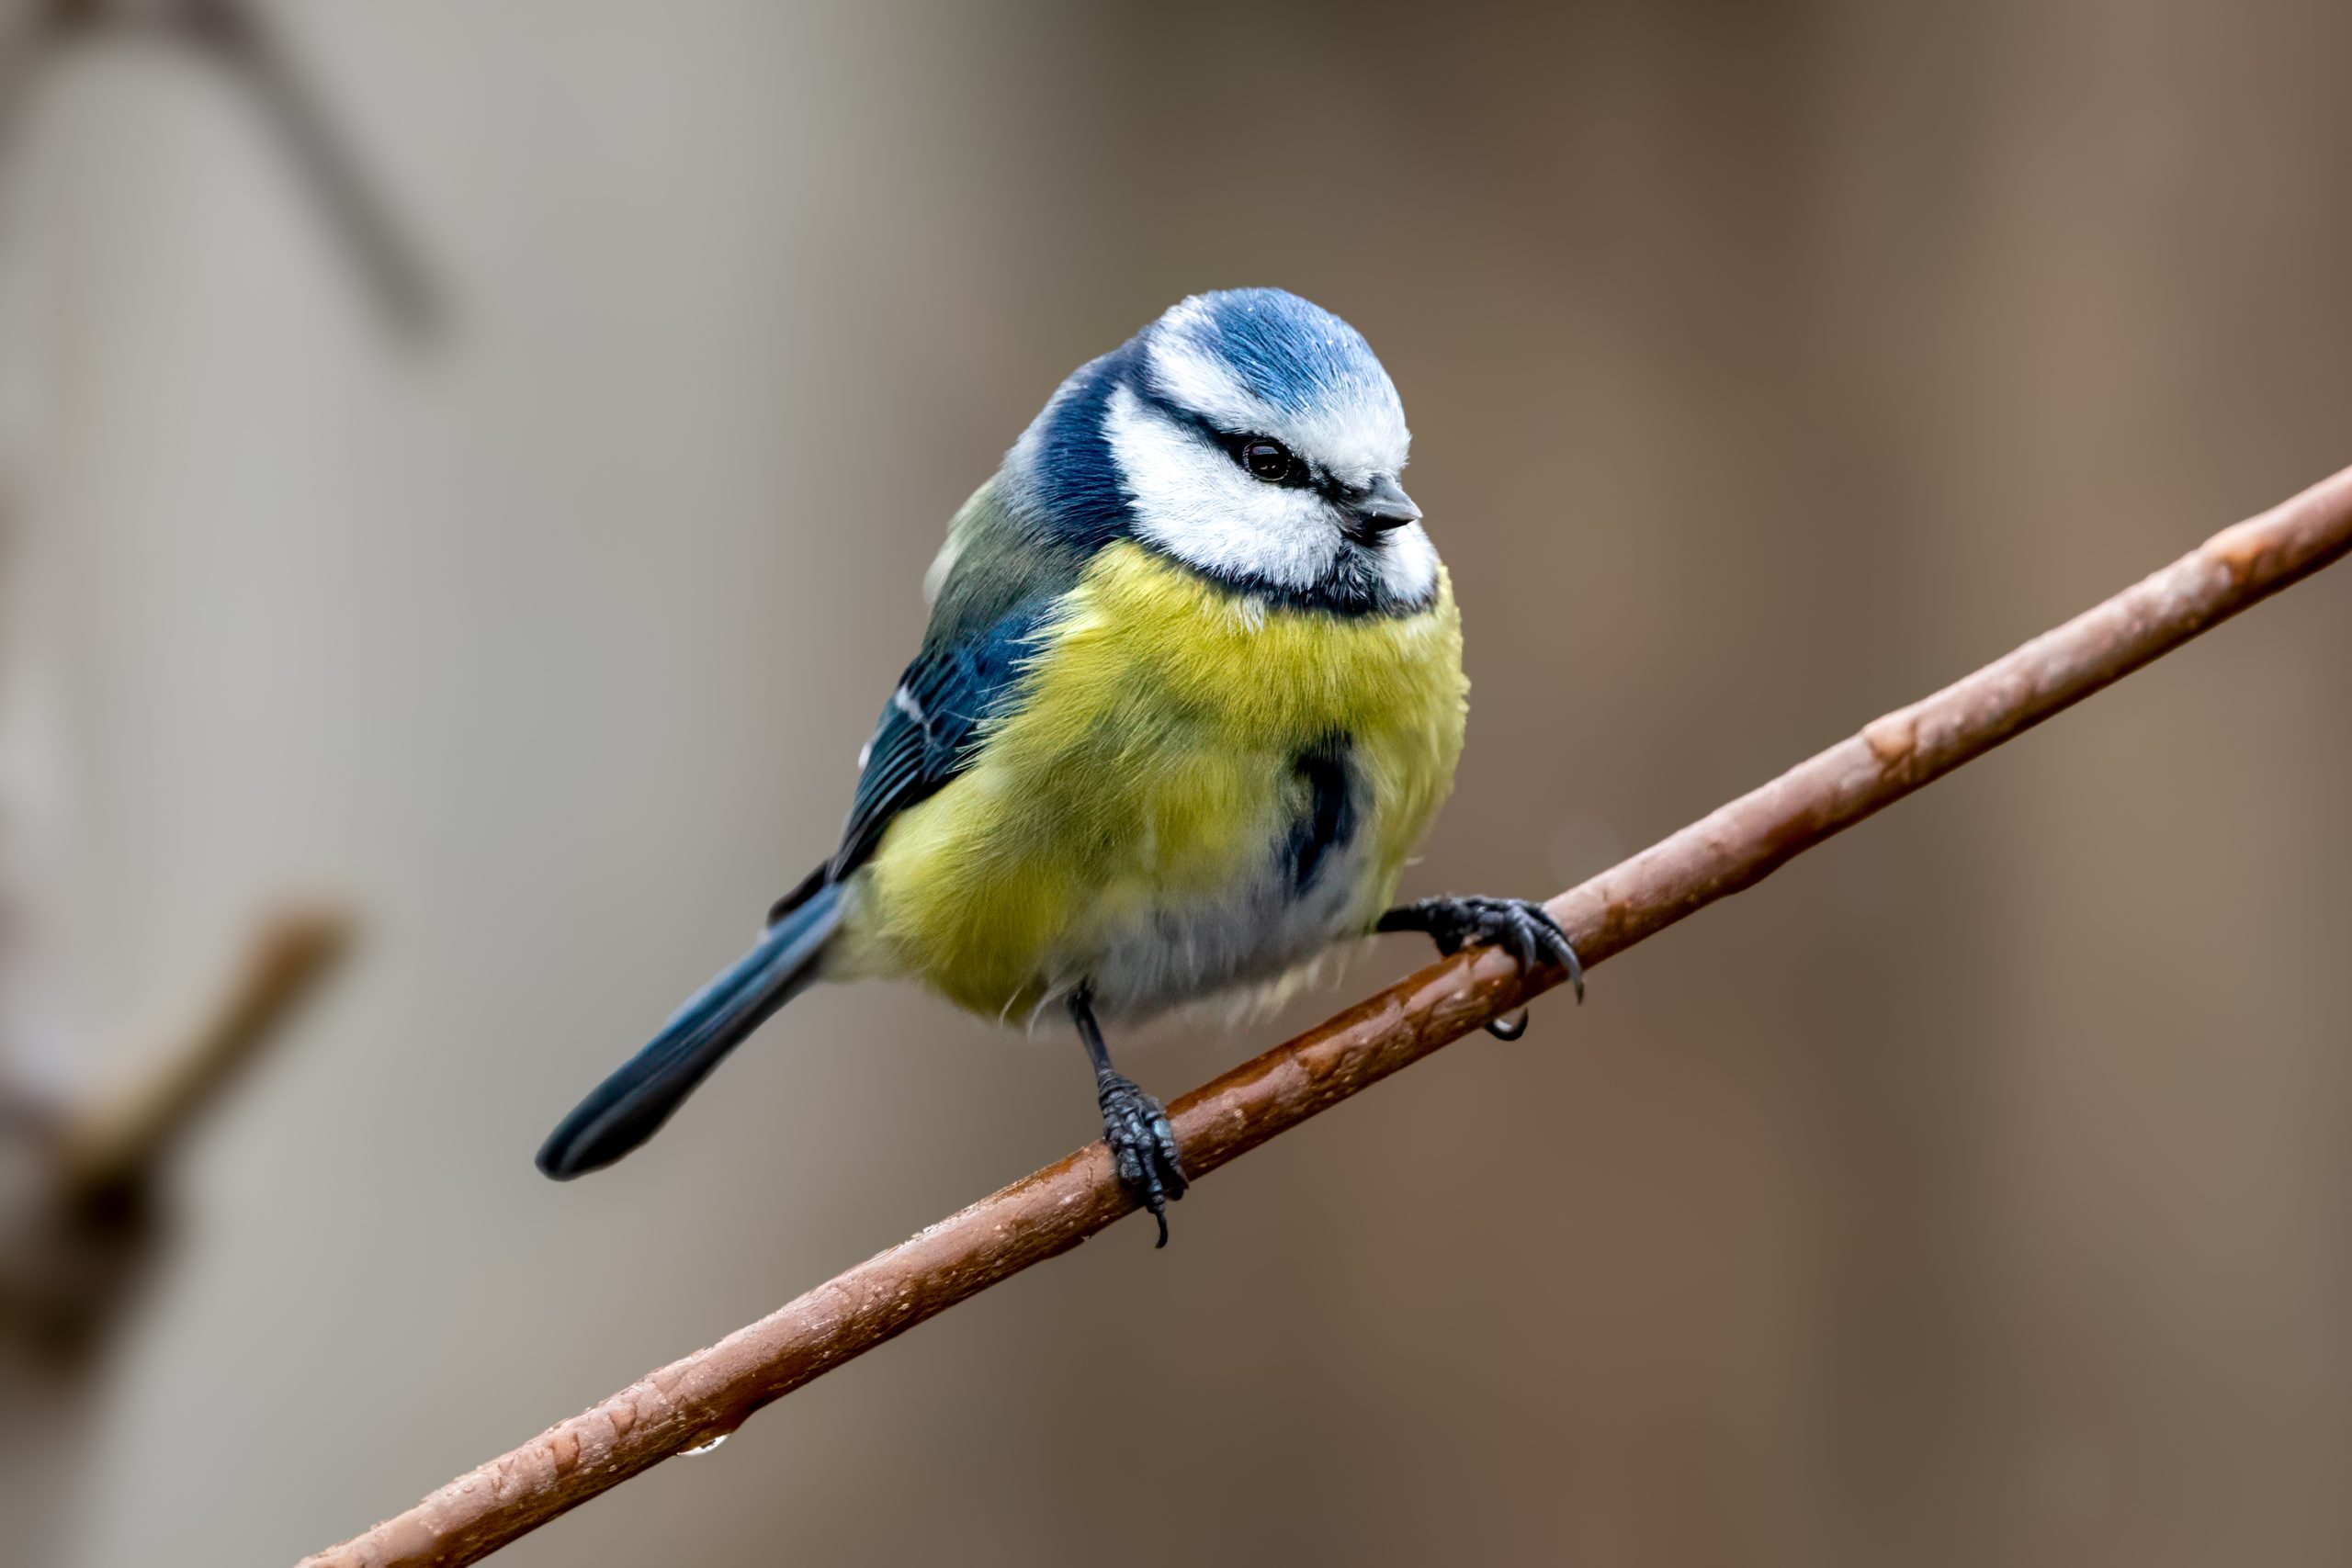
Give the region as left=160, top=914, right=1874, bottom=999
left=1130, top=384, right=1320, bottom=489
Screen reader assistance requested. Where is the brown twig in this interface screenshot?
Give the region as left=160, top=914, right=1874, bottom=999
left=170, top=0, right=444, bottom=335
left=51, top=902, right=352, bottom=1201
left=0, top=0, right=442, bottom=335
left=301, top=465, right=2352, bottom=1568
left=0, top=902, right=353, bottom=1360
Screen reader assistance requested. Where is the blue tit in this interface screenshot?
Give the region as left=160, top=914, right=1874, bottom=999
left=537, top=288, right=1579, bottom=1244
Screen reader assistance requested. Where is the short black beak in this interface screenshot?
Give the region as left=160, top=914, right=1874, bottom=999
left=1352, top=474, right=1422, bottom=533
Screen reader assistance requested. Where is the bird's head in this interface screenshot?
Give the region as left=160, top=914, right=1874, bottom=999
left=1007, top=288, right=1434, bottom=615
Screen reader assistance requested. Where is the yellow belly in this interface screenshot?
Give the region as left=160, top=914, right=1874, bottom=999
left=843, top=540, right=1467, bottom=1020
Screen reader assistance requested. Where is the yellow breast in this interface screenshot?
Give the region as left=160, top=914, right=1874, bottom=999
left=846, top=540, right=1467, bottom=1020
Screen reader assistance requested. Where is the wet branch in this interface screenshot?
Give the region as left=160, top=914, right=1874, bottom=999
left=301, top=464, right=2352, bottom=1568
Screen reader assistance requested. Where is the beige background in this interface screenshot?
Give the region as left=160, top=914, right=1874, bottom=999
left=4, top=2, right=2350, bottom=1564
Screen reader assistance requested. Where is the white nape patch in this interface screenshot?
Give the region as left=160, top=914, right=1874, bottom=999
left=922, top=530, right=962, bottom=607
left=1146, top=299, right=1412, bottom=489
left=1104, top=384, right=1440, bottom=604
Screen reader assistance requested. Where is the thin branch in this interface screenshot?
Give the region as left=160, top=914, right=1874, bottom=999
left=171, top=0, right=445, bottom=336
left=0, top=0, right=444, bottom=336
left=1, top=902, right=353, bottom=1361
left=52, top=902, right=352, bottom=1201
left=302, top=464, right=2352, bottom=1568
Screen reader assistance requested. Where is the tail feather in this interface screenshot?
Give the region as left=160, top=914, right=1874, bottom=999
left=537, top=883, right=842, bottom=1179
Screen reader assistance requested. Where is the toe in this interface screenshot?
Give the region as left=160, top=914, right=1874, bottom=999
left=1555, top=937, right=1586, bottom=1003
left=1425, top=907, right=1465, bottom=956
left=1099, top=1077, right=1185, bottom=1242
left=1149, top=1107, right=1187, bottom=1199
left=1511, top=902, right=1584, bottom=1001
left=1159, top=1142, right=1189, bottom=1202
left=1526, top=910, right=1585, bottom=1001
left=1506, top=913, right=1543, bottom=972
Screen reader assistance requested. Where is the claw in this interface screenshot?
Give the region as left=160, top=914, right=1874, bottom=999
left=1487, top=1010, right=1531, bottom=1041
left=1532, top=915, right=1587, bottom=1003
left=1381, top=894, right=1588, bottom=1010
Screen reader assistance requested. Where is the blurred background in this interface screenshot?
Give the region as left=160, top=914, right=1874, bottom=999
left=2, top=2, right=2349, bottom=1564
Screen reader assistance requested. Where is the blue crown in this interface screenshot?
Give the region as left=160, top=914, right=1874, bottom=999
left=1149, top=288, right=1390, bottom=415
left=1008, top=289, right=1400, bottom=552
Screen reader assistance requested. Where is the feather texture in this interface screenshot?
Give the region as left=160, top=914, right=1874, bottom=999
left=540, top=288, right=1468, bottom=1176
left=835, top=540, right=1466, bottom=1020
left=537, top=884, right=843, bottom=1178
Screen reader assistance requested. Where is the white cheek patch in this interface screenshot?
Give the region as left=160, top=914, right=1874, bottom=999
left=1374, top=520, right=1441, bottom=604
left=1106, top=385, right=1442, bottom=606
left=1104, top=385, right=1340, bottom=591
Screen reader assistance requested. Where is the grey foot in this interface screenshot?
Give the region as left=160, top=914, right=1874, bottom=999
left=1096, top=1072, right=1187, bottom=1247
left=1378, top=895, right=1585, bottom=1034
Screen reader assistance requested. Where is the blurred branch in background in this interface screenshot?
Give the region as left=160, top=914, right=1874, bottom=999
left=0, top=897, right=353, bottom=1568
left=49, top=904, right=351, bottom=1214
left=0, top=902, right=352, bottom=1366
left=0, top=0, right=443, bottom=335
left=0, top=16, right=383, bottom=1560
left=305, top=463, right=2352, bottom=1568
left=0, top=0, right=377, bottom=1379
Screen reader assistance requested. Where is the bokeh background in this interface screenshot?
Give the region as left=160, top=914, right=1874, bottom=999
left=3, top=3, right=2350, bottom=1564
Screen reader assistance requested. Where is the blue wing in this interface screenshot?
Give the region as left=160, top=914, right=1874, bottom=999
left=758, top=477, right=1088, bottom=930
left=541, top=605, right=1045, bottom=1178
left=826, top=596, right=1056, bottom=880
left=546, top=481, right=1083, bottom=1178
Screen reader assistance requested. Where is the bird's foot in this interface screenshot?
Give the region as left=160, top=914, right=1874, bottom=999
left=1378, top=895, right=1585, bottom=1033
left=1096, top=1071, right=1186, bottom=1247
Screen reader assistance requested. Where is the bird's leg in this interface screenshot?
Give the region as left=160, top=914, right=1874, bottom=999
left=1376, top=896, right=1585, bottom=1038
left=1068, top=986, right=1186, bottom=1247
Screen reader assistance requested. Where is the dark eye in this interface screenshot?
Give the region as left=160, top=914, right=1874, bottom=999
left=1240, top=438, right=1297, bottom=484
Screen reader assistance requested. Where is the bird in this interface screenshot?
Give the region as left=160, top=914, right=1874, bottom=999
left=536, top=288, right=1581, bottom=1244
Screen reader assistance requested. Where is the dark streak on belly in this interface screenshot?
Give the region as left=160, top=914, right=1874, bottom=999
left=1286, top=736, right=1358, bottom=895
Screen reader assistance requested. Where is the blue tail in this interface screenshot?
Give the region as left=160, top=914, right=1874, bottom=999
left=537, top=884, right=843, bottom=1179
